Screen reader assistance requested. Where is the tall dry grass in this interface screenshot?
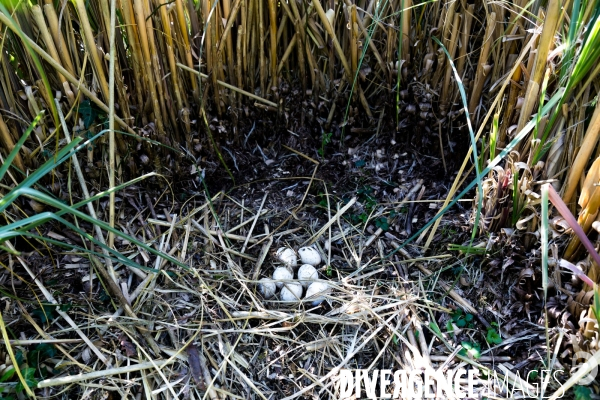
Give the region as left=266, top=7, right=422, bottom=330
left=0, top=0, right=599, bottom=234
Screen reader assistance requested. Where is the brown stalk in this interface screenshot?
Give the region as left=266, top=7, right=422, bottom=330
left=133, top=0, right=165, bottom=133
left=440, top=13, right=461, bottom=114
left=74, top=0, right=109, bottom=100
left=350, top=5, right=358, bottom=79
left=267, top=0, right=277, bottom=90
left=149, top=0, right=177, bottom=130
left=42, top=3, right=75, bottom=77
left=344, top=0, right=388, bottom=83
left=236, top=25, right=243, bottom=106
left=432, top=0, right=456, bottom=89
left=563, top=101, right=600, bottom=204
left=222, top=0, right=236, bottom=84
left=402, top=0, right=411, bottom=63
left=516, top=0, right=560, bottom=134
left=467, top=11, right=495, bottom=115
left=31, top=5, right=74, bottom=105
left=498, top=64, right=524, bottom=148
left=0, top=114, right=23, bottom=172
left=277, top=33, right=297, bottom=73
left=258, top=0, right=267, bottom=96
left=311, top=0, right=351, bottom=82
left=248, top=0, right=257, bottom=92
left=241, top=0, right=247, bottom=82
left=456, top=4, right=474, bottom=78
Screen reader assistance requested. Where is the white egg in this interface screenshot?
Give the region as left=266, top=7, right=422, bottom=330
left=258, top=278, right=276, bottom=299
left=298, top=246, right=321, bottom=266
left=280, top=282, right=303, bottom=302
left=276, top=247, right=298, bottom=268
left=305, top=282, right=330, bottom=305
left=272, top=266, right=293, bottom=289
left=297, top=264, right=318, bottom=287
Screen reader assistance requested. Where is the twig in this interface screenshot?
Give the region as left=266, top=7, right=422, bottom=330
left=37, top=360, right=175, bottom=388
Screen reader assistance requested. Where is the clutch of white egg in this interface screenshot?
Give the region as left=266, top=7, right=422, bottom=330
left=257, top=246, right=332, bottom=305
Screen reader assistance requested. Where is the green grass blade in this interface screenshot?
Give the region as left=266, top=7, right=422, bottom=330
left=1, top=188, right=188, bottom=270
left=431, top=36, right=483, bottom=241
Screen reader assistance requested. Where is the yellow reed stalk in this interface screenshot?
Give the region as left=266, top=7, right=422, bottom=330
left=432, top=0, right=456, bottom=88
left=248, top=0, right=257, bottom=91
left=276, top=13, right=288, bottom=43
left=31, top=5, right=74, bottom=104
left=258, top=0, right=267, bottom=95
left=176, top=0, right=198, bottom=96
left=350, top=5, right=358, bottom=78
left=74, top=0, right=109, bottom=100
left=42, top=3, right=75, bottom=76
left=402, top=0, right=411, bottom=63
left=563, top=101, right=600, bottom=204
left=236, top=25, right=243, bottom=105
left=578, top=156, right=600, bottom=210
left=456, top=4, right=474, bottom=78
left=177, top=63, right=277, bottom=107
left=468, top=11, right=495, bottom=114
left=98, top=0, right=131, bottom=138
left=440, top=13, right=461, bottom=113
left=120, top=0, right=147, bottom=125
left=0, top=114, right=23, bottom=172
left=347, top=1, right=388, bottom=83
left=241, top=0, right=247, bottom=81
left=222, top=0, right=236, bottom=82
left=202, top=0, right=221, bottom=113
left=311, top=0, right=352, bottom=82
left=159, top=0, right=188, bottom=134
left=0, top=11, right=135, bottom=136
left=277, top=33, right=297, bottom=73
left=280, top=0, right=306, bottom=90
left=516, top=0, right=560, bottom=133
left=267, top=0, right=277, bottom=90
left=146, top=0, right=174, bottom=128
left=498, top=58, right=523, bottom=148
left=215, top=0, right=243, bottom=68
left=133, top=0, right=165, bottom=132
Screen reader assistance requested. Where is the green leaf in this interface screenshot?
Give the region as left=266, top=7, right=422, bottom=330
left=27, top=343, right=55, bottom=368
left=573, top=385, right=593, bottom=400
left=15, top=367, right=37, bottom=393
left=461, top=341, right=481, bottom=359
left=429, top=321, right=442, bottom=336
left=446, top=320, right=454, bottom=332
left=465, top=313, right=474, bottom=322
left=486, top=328, right=502, bottom=345
left=0, top=367, right=15, bottom=382
left=31, top=304, right=57, bottom=323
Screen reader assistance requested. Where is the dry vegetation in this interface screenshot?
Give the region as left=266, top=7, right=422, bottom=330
left=1, top=0, right=600, bottom=398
